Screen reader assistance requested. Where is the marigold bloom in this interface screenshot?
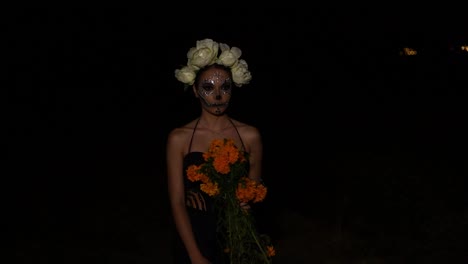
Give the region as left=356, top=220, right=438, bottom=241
left=236, top=177, right=267, bottom=203
left=204, top=138, right=225, bottom=160
left=186, top=165, right=204, bottom=182
left=213, top=155, right=231, bottom=174
left=184, top=138, right=273, bottom=263
left=224, top=144, right=240, bottom=164
left=236, top=184, right=256, bottom=203
left=266, top=246, right=276, bottom=257
left=199, top=173, right=209, bottom=183
left=254, top=184, right=267, bottom=202
left=200, top=181, right=219, bottom=196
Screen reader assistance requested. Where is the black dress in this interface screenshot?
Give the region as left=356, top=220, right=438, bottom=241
left=172, top=151, right=220, bottom=263
left=172, top=119, right=246, bottom=264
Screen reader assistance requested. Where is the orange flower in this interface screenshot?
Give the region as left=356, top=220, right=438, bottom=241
left=213, top=155, right=231, bottom=174
left=203, top=138, right=244, bottom=174
left=236, top=177, right=256, bottom=203
left=266, top=246, right=276, bottom=257
left=254, top=184, right=267, bottom=203
left=200, top=181, right=219, bottom=196
left=223, top=143, right=240, bottom=164
left=236, top=177, right=268, bottom=203
left=186, top=165, right=203, bottom=182
left=203, top=138, right=225, bottom=160
left=184, top=138, right=273, bottom=263
left=199, top=173, right=209, bottom=183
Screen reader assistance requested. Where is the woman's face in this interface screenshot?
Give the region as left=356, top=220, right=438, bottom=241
left=193, top=67, right=232, bottom=115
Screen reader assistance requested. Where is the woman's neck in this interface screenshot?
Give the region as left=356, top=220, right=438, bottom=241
left=198, top=114, right=232, bottom=131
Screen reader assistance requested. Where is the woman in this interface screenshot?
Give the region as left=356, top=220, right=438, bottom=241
left=166, top=39, right=263, bottom=264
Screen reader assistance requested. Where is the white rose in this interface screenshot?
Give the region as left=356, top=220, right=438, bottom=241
left=187, top=39, right=219, bottom=68
left=217, top=43, right=242, bottom=67
left=231, top=59, right=252, bottom=87
left=175, top=66, right=197, bottom=85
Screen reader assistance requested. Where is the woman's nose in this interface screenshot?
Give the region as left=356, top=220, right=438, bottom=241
left=215, top=89, right=222, bottom=100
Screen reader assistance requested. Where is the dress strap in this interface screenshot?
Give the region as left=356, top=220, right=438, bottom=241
left=187, top=118, right=200, bottom=153
left=229, top=118, right=246, bottom=152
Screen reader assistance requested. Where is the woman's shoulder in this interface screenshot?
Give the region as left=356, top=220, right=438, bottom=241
left=167, top=119, right=199, bottom=142
left=230, top=118, right=261, bottom=140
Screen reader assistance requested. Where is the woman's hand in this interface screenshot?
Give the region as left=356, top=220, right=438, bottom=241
left=240, top=201, right=251, bottom=211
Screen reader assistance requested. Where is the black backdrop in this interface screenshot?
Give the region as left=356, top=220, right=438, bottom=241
left=8, top=8, right=468, bottom=263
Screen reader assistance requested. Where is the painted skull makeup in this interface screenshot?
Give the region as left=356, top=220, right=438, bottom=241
left=196, top=69, right=232, bottom=115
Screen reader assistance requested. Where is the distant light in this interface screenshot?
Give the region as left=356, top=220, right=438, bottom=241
left=399, top=47, right=418, bottom=56
left=461, top=46, right=468, bottom=52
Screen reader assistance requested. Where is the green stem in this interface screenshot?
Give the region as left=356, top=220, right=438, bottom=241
left=227, top=198, right=234, bottom=262
left=248, top=222, right=271, bottom=263
left=223, top=192, right=272, bottom=263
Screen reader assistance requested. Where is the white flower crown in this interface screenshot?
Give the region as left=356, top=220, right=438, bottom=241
left=174, top=38, right=252, bottom=89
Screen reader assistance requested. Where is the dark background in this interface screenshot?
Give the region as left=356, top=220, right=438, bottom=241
left=8, top=8, right=467, bottom=263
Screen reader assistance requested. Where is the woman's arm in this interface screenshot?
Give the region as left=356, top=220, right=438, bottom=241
left=166, top=129, right=210, bottom=263
left=246, top=126, right=263, bottom=183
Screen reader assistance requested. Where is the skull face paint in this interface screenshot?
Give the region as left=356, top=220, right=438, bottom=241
left=195, top=67, right=232, bottom=115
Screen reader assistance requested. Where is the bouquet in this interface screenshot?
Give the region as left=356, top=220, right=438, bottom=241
left=186, top=138, right=275, bottom=263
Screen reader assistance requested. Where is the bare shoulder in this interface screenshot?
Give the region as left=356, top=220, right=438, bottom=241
left=167, top=119, right=199, bottom=148
left=230, top=118, right=262, bottom=142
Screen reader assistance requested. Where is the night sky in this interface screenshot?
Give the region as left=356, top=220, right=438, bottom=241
left=8, top=8, right=468, bottom=263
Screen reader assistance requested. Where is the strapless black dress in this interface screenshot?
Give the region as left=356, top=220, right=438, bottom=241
left=172, top=152, right=222, bottom=264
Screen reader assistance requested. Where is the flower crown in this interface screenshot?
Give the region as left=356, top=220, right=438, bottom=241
left=174, top=38, right=252, bottom=89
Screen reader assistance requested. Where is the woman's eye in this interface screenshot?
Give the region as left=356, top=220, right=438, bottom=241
left=221, top=84, right=232, bottom=91
left=201, top=85, right=214, bottom=91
